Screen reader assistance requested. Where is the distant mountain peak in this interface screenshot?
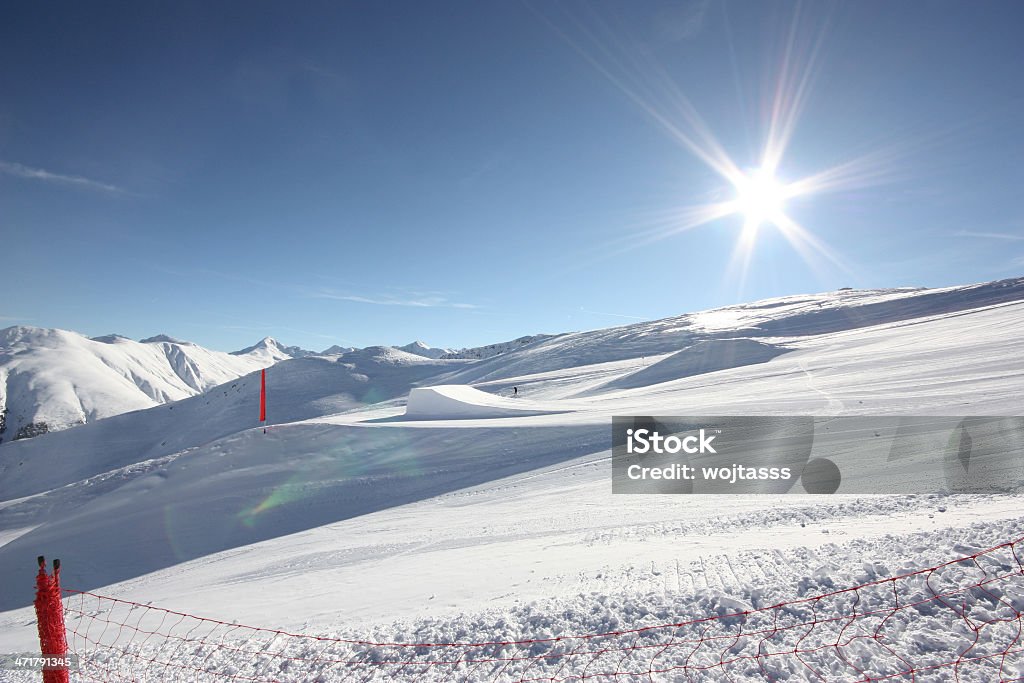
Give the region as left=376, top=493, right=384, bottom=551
left=91, top=334, right=132, bottom=344
left=239, top=336, right=278, bottom=350
left=140, top=334, right=188, bottom=344
left=397, top=340, right=452, bottom=359
left=232, top=337, right=314, bottom=359
left=321, top=344, right=356, bottom=355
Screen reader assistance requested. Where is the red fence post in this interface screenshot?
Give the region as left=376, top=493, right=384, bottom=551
left=33, top=556, right=69, bottom=683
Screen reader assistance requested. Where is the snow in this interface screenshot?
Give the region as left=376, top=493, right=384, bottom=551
left=320, top=344, right=357, bottom=355
left=405, top=385, right=571, bottom=419
left=598, top=338, right=790, bottom=392
left=441, top=334, right=559, bottom=361
left=0, top=327, right=308, bottom=442
left=0, top=277, right=1023, bottom=681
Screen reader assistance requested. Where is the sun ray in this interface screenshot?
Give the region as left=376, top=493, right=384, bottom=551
left=528, top=1, right=746, bottom=186
left=529, top=1, right=911, bottom=294
left=762, top=3, right=833, bottom=175
left=773, top=213, right=852, bottom=277
left=783, top=144, right=915, bottom=198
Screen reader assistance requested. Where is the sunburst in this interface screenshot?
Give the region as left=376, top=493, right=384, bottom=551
left=538, top=3, right=906, bottom=289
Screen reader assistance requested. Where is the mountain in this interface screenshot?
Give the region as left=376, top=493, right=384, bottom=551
left=321, top=344, right=357, bottom=355
left=0, top=327, right=290, bottom=442
left=397, top=340, right=453, bottom=359
left=231, top=337, right=315, bottom=362
left=139, top=334, right=187, bottom=344
left=441, top=334, right=558, bottom=360
left=6, top=278, right=1022, bottom=445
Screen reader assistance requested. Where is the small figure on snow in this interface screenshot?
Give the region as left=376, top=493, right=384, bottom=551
left=513, top=386, right=518, bottom=397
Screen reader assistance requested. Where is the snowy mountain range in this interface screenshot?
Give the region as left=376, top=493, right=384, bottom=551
left=0, top=329, right=295, bottom=442
left=0, top=328, right=534, bottom=443
left=4, top=278, right=1024, bottom=444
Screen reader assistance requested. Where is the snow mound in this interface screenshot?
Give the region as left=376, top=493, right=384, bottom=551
left=405, top=385, right=567, bottom=419
left=603, top=338, right=791, bottom=391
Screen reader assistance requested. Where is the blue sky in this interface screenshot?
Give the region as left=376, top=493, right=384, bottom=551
left=2, top=1, right=1022, bottom=352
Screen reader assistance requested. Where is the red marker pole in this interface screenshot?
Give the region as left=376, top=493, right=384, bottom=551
left=34, top=556, right=69, bottom=683
left=260, top=368, right=267, bottom=433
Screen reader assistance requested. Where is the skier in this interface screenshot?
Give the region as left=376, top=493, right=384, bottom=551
left=513, top=386, right=518, bottom=397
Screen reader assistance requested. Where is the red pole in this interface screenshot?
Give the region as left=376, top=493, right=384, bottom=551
left=34, top=556, right=69, bottom=683
left=259, top=368, right=267, bottom=429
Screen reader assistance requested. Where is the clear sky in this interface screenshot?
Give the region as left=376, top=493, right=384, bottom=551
left=2, top=1, right=1022, bottom=352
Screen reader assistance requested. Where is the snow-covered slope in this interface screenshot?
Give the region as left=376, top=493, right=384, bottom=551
left=0, top=277, right=1023, bottom=681
left=598, top=338, right=790, bottom=392
left=441, top=334, right=559, bottom=360
left=439, top=278, right=1024, bottom=384
left=0, top=346, right=456, bottom=503
left=0, top=327, right=295, bottom=442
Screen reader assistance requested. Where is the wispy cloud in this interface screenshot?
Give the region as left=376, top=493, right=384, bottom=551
left=0, top=160, right=124, bottom=194
left=952, top=229, right=1024, bottom=241
left=309, top=288, right=479, bottom=309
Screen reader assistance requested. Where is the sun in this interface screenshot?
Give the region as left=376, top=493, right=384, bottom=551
left=733, top=168, right=788, bottom=230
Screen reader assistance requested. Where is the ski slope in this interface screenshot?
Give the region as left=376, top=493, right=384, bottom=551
left=0, top=277, right=1022, bottom=681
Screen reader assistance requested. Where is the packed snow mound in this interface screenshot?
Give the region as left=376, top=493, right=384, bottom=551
left=405, top=385, right=568, bottom=419
left=0, top=326, right=287, bottom=442
left=602, top=338, right=791, bottom=391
